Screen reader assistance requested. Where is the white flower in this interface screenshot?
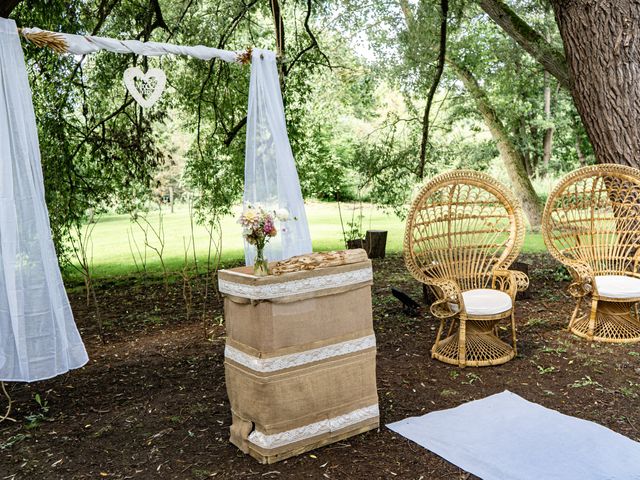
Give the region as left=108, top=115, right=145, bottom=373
left=275, top=208, right=290, bottom=221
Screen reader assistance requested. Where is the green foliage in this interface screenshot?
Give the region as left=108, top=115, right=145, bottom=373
left=537, top=365, right=557, bottom=375
left=552, top=265, right=572, bottom=281
left=344, top=217, right=365, bottom=242
left=11, top=0, right=600, bottom=271
left=25, top=393, right=50, bottom=429
left=16, top=0, right=370, bottom=257
left=569, top=376, right=602, bottom=389
left=15, top=0, right=171, bottom=256
left=0, top=433, right=30, bottom=450
left=444, top=2, right=592, bottom=177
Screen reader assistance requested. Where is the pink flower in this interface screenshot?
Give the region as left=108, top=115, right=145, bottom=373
left=263, top=218, right=277, bottom=237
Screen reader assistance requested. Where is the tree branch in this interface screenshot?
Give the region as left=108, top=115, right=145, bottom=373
left=196, top=0, right=259, bottom=157
left=149, top=0, right=170, bottom=33
left=477, top=0, right=570, bottom=89
left=164, top=0, right=195, bottom=42
left=57, top=0, right=122, bottom=110
left=285, top=0, right=332, bottom=75
left=224, top=116, right=248, bottom=147
left=69, top=97, right=135, bottom=163
left=418, top=0, right=448, bottom=179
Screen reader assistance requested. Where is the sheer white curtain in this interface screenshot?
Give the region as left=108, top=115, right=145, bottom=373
left=244, top=49, right=312, bottom=265
left=21, top=30, right=313, bottom=264
left=0, top=18, right=88, bottom=382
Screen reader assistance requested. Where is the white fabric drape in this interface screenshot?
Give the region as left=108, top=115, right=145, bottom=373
left=0, top=18, right=88, bottom=382
left=244, top=49, right=312, bottom=264
left=20, top=29, right=312, bottom=263
left=22, top=30, right=313, bottom=263
left=388, top=391, right=640, bottom=480
left=21, top=27, right=240, bottom=63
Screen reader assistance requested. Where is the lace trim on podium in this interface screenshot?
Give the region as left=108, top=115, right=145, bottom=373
left=225, top=334, right=376, bottom=373
left=248, top=404, right=379, bottom=449
left=218, top=267, right=373, bottom=300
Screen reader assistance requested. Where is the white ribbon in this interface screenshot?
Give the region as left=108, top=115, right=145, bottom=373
left=20, top=27, right=242, bottom=63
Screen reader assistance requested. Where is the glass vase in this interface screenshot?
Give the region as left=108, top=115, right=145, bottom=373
left=253, top=248, right=269, bottom=277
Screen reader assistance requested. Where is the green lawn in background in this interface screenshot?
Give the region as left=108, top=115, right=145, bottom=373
left=65, top=201, right=547, bottom=281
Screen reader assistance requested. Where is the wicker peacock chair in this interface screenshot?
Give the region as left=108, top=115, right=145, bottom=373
left=404, top=170, right=529, bottom=367
left=542, top=164, right=640, bottom=343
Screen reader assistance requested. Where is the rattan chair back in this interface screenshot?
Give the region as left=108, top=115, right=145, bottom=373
left=404, top=170, right=525, bottom=291
left=543, top=164, right=640, bottom=275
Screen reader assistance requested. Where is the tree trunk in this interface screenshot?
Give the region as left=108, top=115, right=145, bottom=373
left=542, top=127, right=554, bottom=169
left=542, top=71, right=555, bottom=169
left=519, top=119, right=533, bottom=177
left=418, top=0, right=448, bottom=179
left=517, top=117, right=534, bottom=176
left=449, top=59, right=542, bottom=229
left=365, top=230, right=388, bottom=259
left=550, top=0, right=640, bottom=167
left=523, top=151, right=533, bottom=178
left=269, top=0, right=286, bottom=91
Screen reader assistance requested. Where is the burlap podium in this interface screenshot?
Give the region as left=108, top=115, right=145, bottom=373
left=218, top=256, right=379, bottom=463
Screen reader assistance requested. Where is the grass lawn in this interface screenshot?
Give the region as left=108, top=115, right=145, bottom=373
left=65, top=201, right=547, bottom=280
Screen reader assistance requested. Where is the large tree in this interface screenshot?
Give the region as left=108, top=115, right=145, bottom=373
left=448, top=58, right=542, bottom=228
left=550, top=0, right=640, bottom=167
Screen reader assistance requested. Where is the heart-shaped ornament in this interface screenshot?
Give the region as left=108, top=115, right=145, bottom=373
left=123, top=67, right=166, bottom=108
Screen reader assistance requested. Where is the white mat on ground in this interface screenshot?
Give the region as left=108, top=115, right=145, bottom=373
left=387, top=390, right=640, bottom=480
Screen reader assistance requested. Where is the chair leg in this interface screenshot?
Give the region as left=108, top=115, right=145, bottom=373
left=446, top=317, right=456, bottom=337
left=433, top=318, right=445, bottom=356
left=587, top=297, right=598, bottom=341
left=458, top=317, right=467, bottom=368
left=511, top=311, right=517, bottom=355
left=568, top=297, right=583, bottom=331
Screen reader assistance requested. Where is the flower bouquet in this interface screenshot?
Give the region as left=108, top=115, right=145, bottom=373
left=238, top=204, right=291, bottom=276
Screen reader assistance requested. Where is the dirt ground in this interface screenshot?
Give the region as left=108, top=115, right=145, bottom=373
left=1, top=253, right=639, bottom=480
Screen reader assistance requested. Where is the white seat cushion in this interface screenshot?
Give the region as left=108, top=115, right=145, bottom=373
left=449, top=289, right=513, bottom=316
left=595, top=275, right=640, bottom=299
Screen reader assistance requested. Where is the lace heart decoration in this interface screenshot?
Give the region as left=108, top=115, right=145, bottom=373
left=123, top=67, right=166, bottom=108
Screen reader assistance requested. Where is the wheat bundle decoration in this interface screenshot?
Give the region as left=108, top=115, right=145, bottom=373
left=236, top=47, right=253, bottom=65
left=18, top=28, right=69, bottom=54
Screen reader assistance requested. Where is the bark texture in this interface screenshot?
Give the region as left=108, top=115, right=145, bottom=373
left=478, top=0, right=570, bottom=89
left=449, top=59, right=542, bottom=229
left=551, top=0, right=640, bottom=167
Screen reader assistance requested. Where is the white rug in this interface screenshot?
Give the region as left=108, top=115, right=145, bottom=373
left=387, top=391, right=640, bottom=480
